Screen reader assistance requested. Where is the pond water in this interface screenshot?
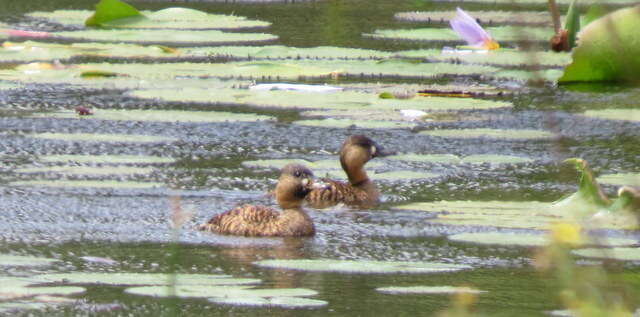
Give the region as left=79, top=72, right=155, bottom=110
left=0, top=0, right=639, bottom=315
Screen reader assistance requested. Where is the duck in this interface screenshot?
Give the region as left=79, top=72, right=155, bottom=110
left=197, top=164, right=321, bottom=237
left=305, top=135, right=390, bottom=209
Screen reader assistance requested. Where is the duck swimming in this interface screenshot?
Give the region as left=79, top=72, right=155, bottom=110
left=198, top=164, right=321, bottom=237
left=306, top=135, right=390, bottom=209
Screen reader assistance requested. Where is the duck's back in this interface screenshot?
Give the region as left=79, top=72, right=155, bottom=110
left=305, top=178, right=375, bottom=208
left=199, top=204, right=315, bottom=237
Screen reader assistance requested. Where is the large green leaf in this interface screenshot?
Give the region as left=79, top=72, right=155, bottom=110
left=559, top=6, right=640, bottom=83
left=396, top=49, right=572, bottom=67
left=85, top=0, right=142, bottom=27
left=581, top=109, right=640, bottom=122
left=184, top=45, right=390, bottom=59
left=51, top=29, right=277, bottom=45
left=30, top=109, right=275, bottom=123
left=365, top=26, right=553, bottom=42
left=394, top=10, right=553, bottom=25
left=125, top=285, right=318, bottom=298
left=29, top=7, right=270, bottom=30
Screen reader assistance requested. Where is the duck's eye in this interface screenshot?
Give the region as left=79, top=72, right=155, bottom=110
left=294, top=171, right=301, bottom=177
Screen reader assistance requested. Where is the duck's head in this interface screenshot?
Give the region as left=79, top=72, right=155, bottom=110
left=339, top=135, right=390, bottom=172
left=276, top=164, right=321, bottom=209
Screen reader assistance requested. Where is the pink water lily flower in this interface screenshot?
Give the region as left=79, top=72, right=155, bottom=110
left=2, top=29, right=50, bottom=38
left=449, top=8, right=499, bottom=50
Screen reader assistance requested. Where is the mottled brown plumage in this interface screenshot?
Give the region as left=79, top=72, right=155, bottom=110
left=198, top=164, right=317, bottom=237
left=306, top=135, right=389, bottom=209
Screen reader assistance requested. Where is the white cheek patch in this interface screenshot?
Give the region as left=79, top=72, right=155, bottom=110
left=371, top=145, right=377, bottom=156
left=301, top=178, right=309, bottom=187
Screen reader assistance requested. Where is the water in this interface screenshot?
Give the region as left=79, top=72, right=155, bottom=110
left=0, top=0, right=639, bottom=315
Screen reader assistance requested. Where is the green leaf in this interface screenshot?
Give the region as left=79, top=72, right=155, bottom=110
left=85, top=0, right=143, bottom=27
left=572, top=247, right=640, bottom=261
left=52, top=29, right=277, bottom=45
left=10, top=180, right=164, bottom=189
left=559, top=6, right=640, bottom=83
left=125, top=285, right=318, bottom=298
left=388, top=153, right=532, bottom=165
left=396, top=49, right=572, bottom=67
left=376, top=286, right=486, bottom=295
left=563, top=0, right=581, bottom=49
left=420, top=128, right=554, bottom=140
left=562, top=158, right=610, bottom=208
left=581, top=109, right=640, bottom=122
left=253, top=259, right=470, bottom=274
left=582, top=4, right=606, bottom=27
left=30, top=109, right=275, bottom=123
left=0, top=254, right=60, bottom=267
left=293, top=118, right=416, bottom=129
left=365, top=26, right=553, bottom=42
left=32, top=273, right=258, bottom=286
left=395, top=10, right=552, bottom=25
left=209, top=296, right=328, bottom=308
left=597, top=173, right=640, bottom=187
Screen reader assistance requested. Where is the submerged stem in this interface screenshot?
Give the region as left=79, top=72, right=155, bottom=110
left=547, top=0, right=562, bottom=33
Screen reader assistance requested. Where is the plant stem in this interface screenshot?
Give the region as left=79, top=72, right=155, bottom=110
left=547, top=0, right=562, bottom=33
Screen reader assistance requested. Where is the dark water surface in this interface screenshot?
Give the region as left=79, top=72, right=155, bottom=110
left=0, top=0, right=639, bottom=316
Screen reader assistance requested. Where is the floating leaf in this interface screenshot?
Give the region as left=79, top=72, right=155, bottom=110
left=209, top=296, right=328, bottom=308
left=572, top=247, right=640, bottom=261
left=184, top=45, right=391, bottom=59
left=365, top=26, right=553, bottom=42
left=388, top=153, right=532, bottom=164
left=420, top=128, right=554, bottom=140
left=242, top=159, right=382, bottom=170
left=0, top=254, right=59, bottom=267
left=253, top=259, right=470, bottom=274
left=448, top=232, right=638, bottom=247
left=30, top=109, right=274, bottom=123
left=432, top=0, right=636, bottom=5
left=293, top=118, right=416, bottom=129
left=39, top=154, right=175, bottom=165
left=28, top=132, right=176, bottom=143
left=559, top=6, right=640, bottom=83
left=125, top=285, right=318, bottom=298
left=376, top=286, right=486, bottom=294
left=395, top=10, right=553, bottom=25
left=32, top=273, right=258, bottom=286
left=581, top=109, right=640, bottom=122
left=10, top=180, right=164, bottom=189
left=84, top=0, right=142, bottom=27
left=15, top=166, right=153, bottom=176
left=29, top=7, right=270, bottom=29
left=396, top=49, right=572, bottom=67
left=51, top=29, right=277, bottom=45
left=597, top=173, right=640, bottom=187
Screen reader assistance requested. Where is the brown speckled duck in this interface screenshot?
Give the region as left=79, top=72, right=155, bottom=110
left=198, top=164, right=321, bottom=237
left=306, top=135, right=390, bottom=209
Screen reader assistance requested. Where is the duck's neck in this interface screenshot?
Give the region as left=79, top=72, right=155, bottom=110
left=282, top=207, right=312, bottom=220
left=345, top=165, right=371, bottom=187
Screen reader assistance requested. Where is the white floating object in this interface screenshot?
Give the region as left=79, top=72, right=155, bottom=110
left=399, top=109, right=428, bottom=120
left=249, top=83, right=343, bottom=93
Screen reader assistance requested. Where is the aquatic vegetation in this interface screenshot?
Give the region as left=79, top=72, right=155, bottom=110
left=30, top=109, right=275, bottom=123
left=0, top=254, right=60, bottom=267
left=448, top=232, right=637, bottom=247
left=293, top=118, right=416, bottom=129
left=597, top=173, right=640, bottom=187
left=209, top=296, right=328, bottom=308
left=559, top=6, right=640, bottom=83
left=389, top=153, right=532, bottom=164
left=572, top=247, right=640, bottom=261
left=397, top=49, right=572, bottom=67
left=253, top=259, right=471, bottom=274
left=15, top=165, right=152, bottom=176
left=395, top=10, right=552, bottom=25
left=420, top=128, right=555, bottom=140
left=365, top=26, right=552, bottom=43
left=581, top=109, right=640, bottom=122
left=39, top=154, right=175, bottom=165
left=51, top=29, right=277, bottom=45
left=10, top=180, right=164, bottom=189
left=32, top=273, right=259, bottom=286
left=28, top=132, right=176, bottom=143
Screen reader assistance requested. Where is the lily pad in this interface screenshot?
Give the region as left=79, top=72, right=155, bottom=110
left=572, top=247, right=640, bottom=261
left=242, top=159, right=382, bottom=170
left=365, top=26, right=553, bottom=42
left=581, top=109, right=640, bottom=122
left=84, top=0, right=141, bottom=27
left=30, top=109, right=274, bottom=123
left=293, top=118, right=415, bottom=129
left=51, top=29, right=277, bottom=45
left=434, top=0, right=636, bottom=5
left=559, top=6, right=640, bottom=83
left=32, top=273, right=259, bottom=286
left=396, top=49, right=572, bottom=67
left=376, top=286, right=485, bottom=294
left=40, top=154, right=175, bottom=165
left=0, top=254, right=59, bottom=267
left=15, top=166, right=153, bottom=176
left=395, top=11, right=552, bottom=25
left=420, top=128, right=554, bottom=140
left=388, top=153, right=532, bottom=164
left=184, top=45, right=391, bottom=59
left=125, top=285, right=318, bottom=298
left=448, top=232, right=638, bottom=247
left=253, top=259, right=470, bottom=274
left=29, top=132, right=176, bottom=143
left=597, top=173, right=640, bottom=187
left=28, top=8, right=270, bottom=29
left=10, top=180, right=164, bottom=189
left=0, top=285, right=85, bottom=298
left=209, top=296, right=328, bottom=308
